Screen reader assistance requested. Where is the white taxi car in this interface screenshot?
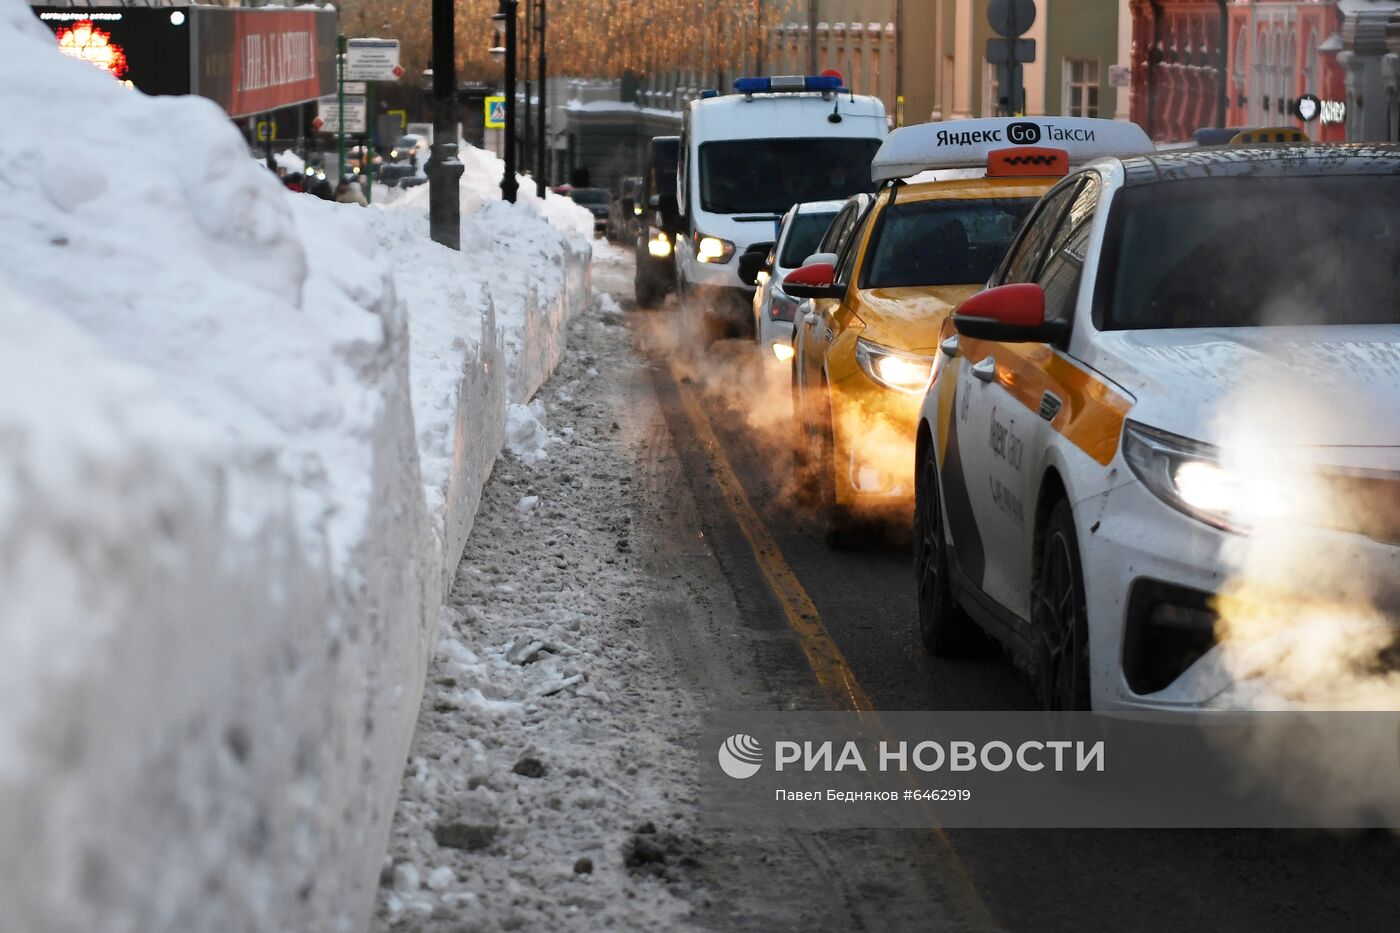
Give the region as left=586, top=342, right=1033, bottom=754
left=739, top=199, right=843, bottom=371
left=914, top=144, right=1400, bottom=711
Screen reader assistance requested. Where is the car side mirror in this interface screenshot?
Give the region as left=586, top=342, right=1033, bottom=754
left=951, top=284, right=1069, bottom=343
left=737, top=249, right=769, bottom=287
left=782, top=262, right=844, bottom=300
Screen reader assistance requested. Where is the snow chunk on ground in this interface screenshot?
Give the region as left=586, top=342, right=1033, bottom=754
left=506, top=400, right=551, bottom=463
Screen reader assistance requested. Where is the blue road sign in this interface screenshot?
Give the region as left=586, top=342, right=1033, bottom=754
left=485, top=96, right=506, bottom=129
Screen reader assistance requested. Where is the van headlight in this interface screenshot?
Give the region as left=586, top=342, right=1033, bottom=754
left=696, top=234, right=735, bottom=263
left=1122, top=421, right=1302, bottom=533
left=855, top=338, right=936, bottom=394
left=647, top=234, right=672, bottom=258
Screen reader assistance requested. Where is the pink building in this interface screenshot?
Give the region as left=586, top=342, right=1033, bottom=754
left=1131, top=0, right=1347, bottom=142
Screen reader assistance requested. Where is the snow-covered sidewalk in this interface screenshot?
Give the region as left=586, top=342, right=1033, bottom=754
left=375, top=254, right=707, bottom=930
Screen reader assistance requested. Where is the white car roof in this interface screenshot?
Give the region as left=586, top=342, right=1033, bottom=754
left=689, top=92, right=887, bottom=142
left=871, top=117, right=1153, bottom=182
left=793, top=199, right=846, bottom=215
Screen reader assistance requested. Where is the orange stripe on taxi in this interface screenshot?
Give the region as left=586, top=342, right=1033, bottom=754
left=970, top=342, right=1133, bottom=466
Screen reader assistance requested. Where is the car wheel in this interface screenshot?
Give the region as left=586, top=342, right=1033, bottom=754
left=635, top=269, right=662, bottom=309
left=1033, top=499, right=1092, bottom=710
left=913, top=448, right=982, bottom=655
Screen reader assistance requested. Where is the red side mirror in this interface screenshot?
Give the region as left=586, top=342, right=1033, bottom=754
left=953, top=284, right=1068, bottom=344
left=783, top=262, right=835, bottom=289
left=781, top=262, right=845, bottom=300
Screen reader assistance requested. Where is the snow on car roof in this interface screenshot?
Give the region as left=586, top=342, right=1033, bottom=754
left=793, top=199, right=847, bottom=214
left=871, top=117, right=1153, bottom=182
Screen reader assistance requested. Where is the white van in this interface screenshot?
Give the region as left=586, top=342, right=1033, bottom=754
left=675, top=75, right=888, bottom=341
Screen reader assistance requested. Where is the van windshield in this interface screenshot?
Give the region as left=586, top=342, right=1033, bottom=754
left=699, top=138, right=882, bottom=214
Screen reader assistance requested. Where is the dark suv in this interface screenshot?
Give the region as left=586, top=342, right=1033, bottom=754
left=568, top=188, right=611, bottom=237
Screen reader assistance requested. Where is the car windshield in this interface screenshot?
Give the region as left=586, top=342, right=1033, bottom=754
left=699, top=138, right=882, bottom=214
left=1106, top=176, right=1400, bottom=329
left=779, top=211, right=839, bottom=268
left=861, top=198, right=1037, bottom=288
left=570, top=189, right=610, bottom=205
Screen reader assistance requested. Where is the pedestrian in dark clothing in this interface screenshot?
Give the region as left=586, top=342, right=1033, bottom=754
left=311, top=178, right=334, bottom=200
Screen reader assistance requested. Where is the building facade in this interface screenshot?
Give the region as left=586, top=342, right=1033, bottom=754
left=1129, top=0, right=1400, bottom=143
left=766, top=1, right=1135, bottom=127
left=764, top=1, right=901, bottom=118
left=1337, top=0, right=1400, bottom=141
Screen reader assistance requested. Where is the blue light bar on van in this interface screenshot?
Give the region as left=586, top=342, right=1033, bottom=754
left=700, top=88, right=720, bottom=99
left=732, top=74, right=844, bottom=94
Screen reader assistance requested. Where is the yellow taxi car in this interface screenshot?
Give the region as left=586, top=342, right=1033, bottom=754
left=783, top=117, right=1153, bottom=545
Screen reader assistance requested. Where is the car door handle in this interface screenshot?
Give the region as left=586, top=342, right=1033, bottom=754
left=971, top=357, right=997, bottom=383
left=939, top=335, right=960, bottom=358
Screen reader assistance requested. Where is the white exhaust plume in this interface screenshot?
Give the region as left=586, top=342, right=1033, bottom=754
left=1207, top=367, right=1400, bottom=711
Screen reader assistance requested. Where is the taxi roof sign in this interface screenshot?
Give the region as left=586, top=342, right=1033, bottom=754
left=986, top=146, right=1069, bottom=177
left=871, top=117, right=1153, bottom=182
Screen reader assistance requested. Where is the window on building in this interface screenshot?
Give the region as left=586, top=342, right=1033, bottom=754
left=1284, top=28, right=1298, bottom=116
left=1063, top=58, right=1100, bottom=117
left=1234, top=28, right=1248, bottom=98
left=1260, top=28, right=1271, bottom=123
left=1304, top=29, right=1319, bottom=93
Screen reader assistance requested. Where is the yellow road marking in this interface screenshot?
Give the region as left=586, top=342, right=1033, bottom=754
left=668, top=362, right=1001, bottom=931
left=672, top=366, right=873, bottom=712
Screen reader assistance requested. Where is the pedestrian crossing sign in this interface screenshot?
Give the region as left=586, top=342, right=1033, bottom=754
left=485, top=96, right=506, bottom=129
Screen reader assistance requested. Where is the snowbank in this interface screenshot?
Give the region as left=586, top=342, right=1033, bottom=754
left=0, top=2, right=592, bottom=929
left=366, top=158, right=591, bottom=582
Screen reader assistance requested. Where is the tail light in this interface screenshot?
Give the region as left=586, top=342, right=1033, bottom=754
left=769, top=291, right=800, bottom=322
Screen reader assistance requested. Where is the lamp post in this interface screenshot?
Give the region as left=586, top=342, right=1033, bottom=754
left=535, top=0, right=547, bottom=197
left=491, top=0, right=519, bottom=203
left=427, top=0, right=464, bottom=247
left=522, top=0, right=532, bottom=181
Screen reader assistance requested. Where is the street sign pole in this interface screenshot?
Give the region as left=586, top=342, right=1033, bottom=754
left=365, top=80, right=375, bottom=204
left=987, top=0, right=1035, bottom=116
left=428, top=0, right=465, bottom=248
left=501, top=0, right=519, bottom=203
left=337, top=34, right=347, bottom=180
left=536, top=0, right=547, bottom=197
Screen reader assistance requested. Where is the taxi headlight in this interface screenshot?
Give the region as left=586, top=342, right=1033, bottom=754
left=696, top=234, right=735, bottom=264
left=1122, top=421, right=1302, bottom=533
left=855, top=338, right=936, bottom=395
left=647, top=234, right=672, bottom=258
